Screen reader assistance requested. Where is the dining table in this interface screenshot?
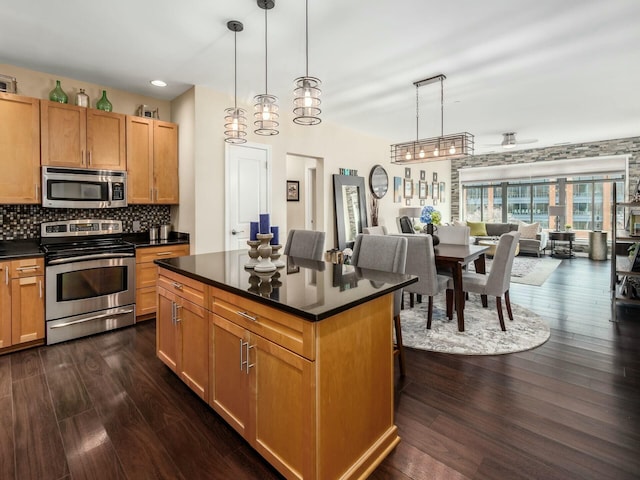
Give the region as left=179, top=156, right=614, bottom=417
left=434, top=243, right=489, bottom=332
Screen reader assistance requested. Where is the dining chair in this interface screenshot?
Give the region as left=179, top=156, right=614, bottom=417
left=437, top=225, right=471, bottom=245
left=351, top=234, right=408, bottom=376
left=447, top=231, right=521, bottom=331
left=283, top=229, right=326, bottom=261
left=363, top=226, right=388, bottom=235
left=396, top=234, right=452, bottom=329
left=396, top=216, right=415, bottom=234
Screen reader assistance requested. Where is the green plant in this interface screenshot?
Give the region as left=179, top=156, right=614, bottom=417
left=565, top=224, right=572, bottom=230
left=628, top=242, right=640, bottom=259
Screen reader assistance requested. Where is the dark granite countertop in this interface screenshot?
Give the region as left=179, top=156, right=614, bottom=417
left=0, top=239, right=43, bottom=261
left=123, top=232, right=190, bottom=248
left=155, top=250, right=416, bottom=322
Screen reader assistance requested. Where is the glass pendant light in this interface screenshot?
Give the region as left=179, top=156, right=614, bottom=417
left=293, top=0, right=321, bottom=125
left=224, top=20, right=247, bottom=144
left=254, top=0, right=279, bottom=135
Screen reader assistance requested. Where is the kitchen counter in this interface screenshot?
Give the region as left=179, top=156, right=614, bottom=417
left=124, top=231, right=190, bottom=248
left=155, top=249, right=416, bottom=322
left=0, top=239, right=43, bottom=260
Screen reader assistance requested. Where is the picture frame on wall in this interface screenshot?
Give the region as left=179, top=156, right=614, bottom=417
left=406, top=199, right=411, bottom=206
left=404, top=167, right=411, bottom=178
left=418, top=180, right=427, bottom=199
left=420, top=199, right=425, bottom=206
left=433, top=172, right=438, bottom=182
left=394, top=176, right=402, bottom=203
left=439, top=182, right=446, bottom=203
left=404, top=178, right=413, bottom=198
left=287, top=180, right=300, bottom=201
left=420, top=170, right=426, bottom=181
left=432, top=182, right=438, bottom=200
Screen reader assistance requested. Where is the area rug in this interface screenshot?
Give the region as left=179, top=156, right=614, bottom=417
left=475, top=256, right=562, bottom=286
left=400, top=294, right=550, bottom=355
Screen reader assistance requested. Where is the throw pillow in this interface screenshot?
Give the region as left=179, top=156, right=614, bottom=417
left=452, top=220, right=467, bottom=227
left=467, top=221, right=487, bottom=236
left=518, top=221, right=539, bottom=239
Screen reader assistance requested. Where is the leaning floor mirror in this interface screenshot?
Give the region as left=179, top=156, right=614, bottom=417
left=333, top=174, right=368, bottom=250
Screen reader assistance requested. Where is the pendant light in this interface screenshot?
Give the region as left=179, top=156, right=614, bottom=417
left=293, top=0, right=321, bottom=125
left=254, top=0, right=279, bottom=135
left=224, top=20, right=247, bottom=144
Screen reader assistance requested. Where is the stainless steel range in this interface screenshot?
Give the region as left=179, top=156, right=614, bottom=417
left=41, top=219, right=136, bottom=345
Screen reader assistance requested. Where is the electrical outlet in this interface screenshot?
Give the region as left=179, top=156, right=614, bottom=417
left=133, top=220, right=141, bottom=232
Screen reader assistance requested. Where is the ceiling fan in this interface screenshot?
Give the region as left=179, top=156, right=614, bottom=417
left=485, top=132, right=538, bottom=149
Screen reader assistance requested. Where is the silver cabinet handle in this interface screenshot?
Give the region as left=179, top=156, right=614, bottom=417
left=246, top=343, right=255, bottom=374
left=35, top=184, right=40, bottom=200
left=150, top=188, right=153, bottom=202
left=39, top=280, right=42, bottom=298
left=171, top=302, right=176, bottom=324
left=241, top=340, right=248, bottom=372
left=88, top=150, right=92, bottom=166
left=175, top=304, right=182, bottom=323
left=172, top=282, right=183, bottom=290
left=50, top=309, right=135, bottom=329
left=237, top=311, right=257, bottom=322
left=156, top=252, right=173, bottom=256
left=16, top=265, right=40, bottom=272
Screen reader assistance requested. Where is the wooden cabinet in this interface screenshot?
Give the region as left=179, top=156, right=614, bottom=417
left=0, top=93, right=41, bottom=204
left=135, top=243, right=190, bottom=320
left=0, top=257, right=45, bottom=353
left=127, top=116, right=179, bottom=204
left=157, top=269, right=208, bottom=400
left=41, top=100, right=126, bottom=170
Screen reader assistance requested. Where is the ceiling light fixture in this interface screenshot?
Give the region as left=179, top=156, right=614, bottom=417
left=224, top=20, right=247, bottom=144
left=391, top=74, right=473, bottom=164
left=501, top=132, right=517, bottom=149
left=150, top=80, right=167, bottom=87
left=293, top=0, right=321, bottom=125
left=254, top=0, right=279, bottom=136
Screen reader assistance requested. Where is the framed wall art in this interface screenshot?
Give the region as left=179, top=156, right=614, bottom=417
left=394, top=176, right=402, bottom=203
left=439, top=182, right=446, bottom=203
left=287, top=180, right=300, bottom=201
left=404, top=178, right=413, bottom=198
left=420, top=170, right=426, bottom=181
left=433, top=172, right=438, bottom=182
left=432, top=182, right=438, bottom=200
left=404, top=167, right=411, bottom=179
left=418, top=180, right=427, bottom=199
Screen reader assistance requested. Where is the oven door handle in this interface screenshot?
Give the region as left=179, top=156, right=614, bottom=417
left=49, top=308, right=135, bottom=329
left=47, top=252, right=135, bottom=265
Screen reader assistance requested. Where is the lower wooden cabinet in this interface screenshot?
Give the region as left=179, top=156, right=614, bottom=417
left=0, top=258, right=45, bottom=353
left=136, top=243, right=189, bottom=320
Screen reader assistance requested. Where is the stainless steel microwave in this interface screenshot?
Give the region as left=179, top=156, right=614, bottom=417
left=42, top=166, right=127, bottom=209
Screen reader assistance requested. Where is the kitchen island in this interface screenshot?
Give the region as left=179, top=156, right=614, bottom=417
left=155, top=250, right=416, bottom=480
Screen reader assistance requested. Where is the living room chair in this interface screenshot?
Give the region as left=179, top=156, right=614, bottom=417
left=396, top=216, right=415, bottom=234
left=351, top=234, right=408, bottom=376
left=447, top=231, right=521, bottom=331
left=363, top=226, right=388, bottom=235
left=398, top=234, right=452, bottom=329
left=437, top=225, right=470, bottom=245
left=283, top=229, right=326, bottom=261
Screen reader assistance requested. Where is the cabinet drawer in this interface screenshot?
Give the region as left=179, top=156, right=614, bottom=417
left=158, top=268, right=206, bottom=307
left=210, top=287, right=315, bottom=360
left=10, top=258, right=44, bottom=278
left=137, top=244, right=189, bottom=264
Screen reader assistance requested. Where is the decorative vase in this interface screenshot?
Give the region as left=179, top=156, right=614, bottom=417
left=49, top=80, right=68, bottom=103
left=96, top=90, right=113, bottom=112
left=424, top=223, right=440, bottom=246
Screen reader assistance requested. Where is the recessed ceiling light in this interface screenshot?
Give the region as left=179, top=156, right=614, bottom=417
left=150, top=80, right=167, bottom=87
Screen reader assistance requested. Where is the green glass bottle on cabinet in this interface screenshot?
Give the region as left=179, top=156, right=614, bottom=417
left=49, top=80, right=68, bottom=103
left=96, top=90, right=113, bottom=112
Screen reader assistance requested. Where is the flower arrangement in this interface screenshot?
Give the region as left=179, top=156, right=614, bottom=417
left=420, top=205, right=441, bottom=225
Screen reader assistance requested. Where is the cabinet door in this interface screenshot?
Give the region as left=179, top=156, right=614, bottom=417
left=156, top=287, right=178, bottom=371
left=210, top=313, right=250, bottom=436
left=177, top=299, right=208, bottom=400
left=11, top=275, right=44, bottom=344
left=86, top=110, right=126, bottom=170
left=251, top=334, right=314, bottom=480
left=0, top=263, right=11, bottom=349
left=153, top=121, right=179, bottom=204
left=126, top=116, right=154, bottom=203
left=0, top=93, right=41, bottom=204
left=40, top=100, right=86, bottom=167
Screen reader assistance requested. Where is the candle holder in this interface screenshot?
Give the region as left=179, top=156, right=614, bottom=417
left=255, top=233, right=276, bottom=272
left=270, top=244, right=285, bottom=268
left=245, top=239, right=261, bottom=269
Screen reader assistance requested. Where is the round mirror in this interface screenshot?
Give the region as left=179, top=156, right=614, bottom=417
left=369, top=165, right=389, bottom=199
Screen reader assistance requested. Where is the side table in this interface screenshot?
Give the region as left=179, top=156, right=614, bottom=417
left=549, top=231, right=575, bottom=258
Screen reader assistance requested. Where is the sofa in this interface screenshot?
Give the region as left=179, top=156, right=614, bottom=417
left=465, top=221, right=549, bottom=256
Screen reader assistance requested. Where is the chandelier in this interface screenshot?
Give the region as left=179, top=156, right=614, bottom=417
left=391, top=74, right=473, bottom=164
left=224, top=20, right=247, bottom=144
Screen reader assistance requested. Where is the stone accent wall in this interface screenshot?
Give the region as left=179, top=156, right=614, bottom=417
left=0, top=204, right=170, bottom=240
left=451, top=136, right=640, bottom=220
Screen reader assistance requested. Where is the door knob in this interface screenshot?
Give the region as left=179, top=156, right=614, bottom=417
left=231, top=229, right=245, bottom=235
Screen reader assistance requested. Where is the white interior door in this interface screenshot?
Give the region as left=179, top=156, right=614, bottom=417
left=225, top=143, right=271, bottom=252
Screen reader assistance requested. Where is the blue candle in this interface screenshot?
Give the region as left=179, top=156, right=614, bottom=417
left=250, top=222, right=259, bottom=241
left=259, top=213, right=270, bottom=234
left=270, top=226, right=279, bottom=245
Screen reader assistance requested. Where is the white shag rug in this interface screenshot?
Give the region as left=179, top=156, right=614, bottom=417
left=400, top=294, right=550, bottom=355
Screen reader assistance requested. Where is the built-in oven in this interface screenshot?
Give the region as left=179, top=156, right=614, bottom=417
left=42, top=166, right=127, bottom=209
left=41, top=219, right=136, bottom=345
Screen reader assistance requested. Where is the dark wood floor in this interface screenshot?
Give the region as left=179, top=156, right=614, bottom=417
left=1, top=257, right=638, bottom=480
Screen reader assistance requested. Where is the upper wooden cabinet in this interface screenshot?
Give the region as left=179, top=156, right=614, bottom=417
left=127, top=116, right=179, bottom=204
left=0, top=93, right=41, bottom=204
left=40, top=100, right=126, bottom=171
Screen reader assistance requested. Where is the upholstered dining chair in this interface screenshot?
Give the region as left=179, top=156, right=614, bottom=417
left=363, top=226, right=388, bottom=235
left=351, top=234, right=408, bottom=376
left=393, top=234, right=452, bottom=329
left=447, top=231, right=521, bottom=331
left=437, top=225, right=471, bottom=245
left=396, top=216, right=415, bottom=234
left=283, top=229, right=326, bottom=261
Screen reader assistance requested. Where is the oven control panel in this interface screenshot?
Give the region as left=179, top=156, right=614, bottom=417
left=41, top=219, right=123, bottom=237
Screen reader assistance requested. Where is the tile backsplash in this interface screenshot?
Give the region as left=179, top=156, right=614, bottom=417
left=0, top=204, right=171, bottom=240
